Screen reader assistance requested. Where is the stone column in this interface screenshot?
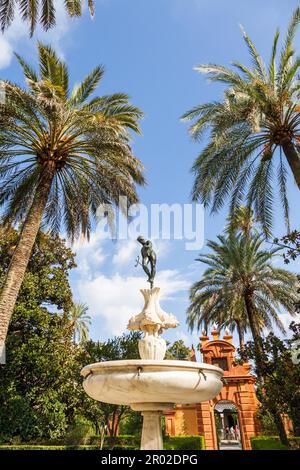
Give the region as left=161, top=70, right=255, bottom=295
left=141, top=411, right=163, bottom=450
left=220, top=412, right=225, bottom=439
left=132, top=402, right=173, bottom=450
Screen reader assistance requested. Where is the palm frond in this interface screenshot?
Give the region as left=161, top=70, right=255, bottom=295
left=64, top=0, right=81, bottom=17
left=0, top=0, right=15, bottom=32
left=41, top=0, right=55, bottom=30
left=19, top=0, right=39, bottom=36
left=14, top=53, right=39, bottom=84
left=70, top=66, right=105, bottom=106
left=239, top=24, right=267, bottom=78
left=269, top=28, right=280, bottom=86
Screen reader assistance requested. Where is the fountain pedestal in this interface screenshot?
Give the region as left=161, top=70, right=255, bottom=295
left=128, top=287, right=179, bottom=360
left=81, top=287, right=224, bottom=450
left=132, top=403, right=172, bottom=450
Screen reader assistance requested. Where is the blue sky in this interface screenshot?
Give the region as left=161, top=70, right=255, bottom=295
left=1, top=0, right=299, bottom=352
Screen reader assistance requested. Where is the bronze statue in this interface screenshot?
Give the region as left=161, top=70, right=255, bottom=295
left=136, top=236, right=157, bottom=289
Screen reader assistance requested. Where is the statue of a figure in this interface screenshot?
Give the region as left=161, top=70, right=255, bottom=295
left=136, top=236, right=156, bottom=289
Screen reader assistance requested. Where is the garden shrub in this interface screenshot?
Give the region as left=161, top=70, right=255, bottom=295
left=89, top=434, right=139, bottom=449
left=63, top=417, right=94, bottom=445
left=0, top=435, right=205, bottom=451
left=0, top=445, right=100, bottom=450
left=251, top=436, right=300, bottom=450
left=164, top=436, right=205, bottom=450
left=0, top=445, right=136, bottom=451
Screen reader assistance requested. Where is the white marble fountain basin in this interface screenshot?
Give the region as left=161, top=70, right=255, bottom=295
left=81, top=359, right=223, bottom=406
left=81, top=287, right=224, bottom=449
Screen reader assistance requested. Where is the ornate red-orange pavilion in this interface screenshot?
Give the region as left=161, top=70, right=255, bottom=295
left=164, top=326, right=260, bottom=450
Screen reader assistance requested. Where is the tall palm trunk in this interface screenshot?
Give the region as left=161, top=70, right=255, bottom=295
left=68, top=319, right=77, bottom=344
left=244, top=288, right=264, bottom=380
left=273, top=408, right=290, bottom=447
left=282, top=140, right=300, bottom=189
left=0, top=164, right=55, bottom=348
left=244, top=289, right=289, bottom=446
left=235, top=319, right=245, bottom=353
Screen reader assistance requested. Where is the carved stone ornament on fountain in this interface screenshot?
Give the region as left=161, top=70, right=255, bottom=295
left=127, top=287, right=179, bottom=360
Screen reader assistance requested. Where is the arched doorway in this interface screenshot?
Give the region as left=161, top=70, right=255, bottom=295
left=214, top=400, right=242, bottom=450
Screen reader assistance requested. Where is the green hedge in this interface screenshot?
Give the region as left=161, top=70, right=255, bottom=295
left=0, top=435, right=205, bottom=451
left=89, top=435, right=140, bottom=448
left=0, top=445, right=101, bottom=451
left=0, top=445, right=135, bottom=451
left=251, top=436, right=300, bottom=450
left=164, top=436, right=205, bottom=450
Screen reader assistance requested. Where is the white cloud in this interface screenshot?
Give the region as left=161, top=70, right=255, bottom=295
left=75, top=269, right=189, bottom=336
left=153, top=239, right=172, bottom=258
left=0, top=13, right=28, bottom=69
left=0, top=36, right=13, bottom=69
left=72, top=232, right=107, bottom=279
left=112, top=240, right=137, bottom=266
left=0, top=0, right=77, bottom=70
left=174, top=330, right=190, bottom=344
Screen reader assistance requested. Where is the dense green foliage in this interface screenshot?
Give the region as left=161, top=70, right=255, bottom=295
left=251, top=436, right=300, bottom=450
left=119, top=411, right=143, bottom=436
left=274, top=231, right=300, bottom=265
left=0, top=226, right=75, bottom=311
left=164, top=435, right=205, bottom=450
left=0, top=435, right=205, bottom=451
left=241, top=323, right=300, bottom=445
left=0, top=227, right=78, bottom=442
left=77, top=332, right=142, bottom=437
left=165, top=340, right=192, bottom=360
left=0, top=445, right=102, bottom=451
left=255, top=409, right=279, bottom=436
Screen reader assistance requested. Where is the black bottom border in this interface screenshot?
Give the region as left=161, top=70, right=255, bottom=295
left=0, top=449, right=299, bottom=467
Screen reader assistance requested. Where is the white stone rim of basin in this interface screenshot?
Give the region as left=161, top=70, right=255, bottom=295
left=81, top=359, right=224, bottom=407
left=81, top=359, right=224, bottom=377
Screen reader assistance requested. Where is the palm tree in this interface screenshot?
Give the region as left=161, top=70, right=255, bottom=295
left=220, top=206, right=255, bottom=350
left=182, top=8, right=300, bottom=234
left=0, top=0, right=95, bottom=35
left=69, top=302, right=91, bottom=343
left=194, top=291, right=248, bottom=352
left=0, top=43, right=145, bottom=348
left=187, top=233, right=298, bottom=375
left=224, top=205, right=254, bottom=239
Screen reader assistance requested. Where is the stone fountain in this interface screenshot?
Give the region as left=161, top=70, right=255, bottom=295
left=81, top=286, right=224, bottom=449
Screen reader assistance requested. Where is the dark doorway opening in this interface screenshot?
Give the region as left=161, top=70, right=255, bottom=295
left=214, top=400, right=242, bottom=450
